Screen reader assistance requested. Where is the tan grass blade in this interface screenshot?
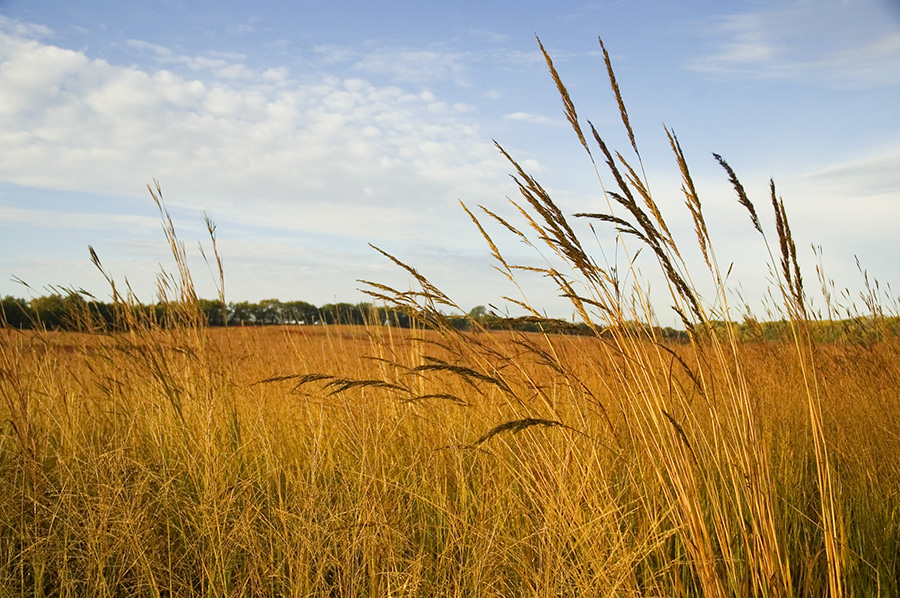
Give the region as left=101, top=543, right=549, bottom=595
left=536, top=36, right=591, bottom=159
left=470, top=417, right=582, bottom=447
left=599, top=36, right=640, bottom=162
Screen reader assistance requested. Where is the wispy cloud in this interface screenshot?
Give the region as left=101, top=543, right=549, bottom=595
left=352, top=46, right=472, bottom=86
left=226, top=16, right=262, bottom=36
left=0, top=205, right=160, bottom=231
left=313, top=44, right=358, bottom=65
left=688, top=0, right=900, bottom=87
left=502, top=111, right=561, bottom=126
left=784, top=145, right=900, bottom=217
left=759, top=145, right=900, bottom=276
left=312, top=42, right=543, bottom=84
left=0, top=14, right=53, bottom=39
left=125, top=39, right=257, bottom=79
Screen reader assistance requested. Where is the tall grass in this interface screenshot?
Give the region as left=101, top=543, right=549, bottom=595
left=1, top=37, right=899, bottom=597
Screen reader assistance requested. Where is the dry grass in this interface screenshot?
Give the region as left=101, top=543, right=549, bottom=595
left=2, top=36, right=899, bottom=597
left=1, top=324, right=898, bottom=597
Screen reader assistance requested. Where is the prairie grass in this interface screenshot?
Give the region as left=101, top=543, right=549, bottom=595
left=2, top=36, right=899, bottom=597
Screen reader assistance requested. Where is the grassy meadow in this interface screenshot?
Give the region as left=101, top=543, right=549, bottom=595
left=2, top=38, right=899, bottom=597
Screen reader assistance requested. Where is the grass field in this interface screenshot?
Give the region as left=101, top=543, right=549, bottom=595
left=2, top=36, right=899, bottom=597
left=1, top=320, right=899, bottom=597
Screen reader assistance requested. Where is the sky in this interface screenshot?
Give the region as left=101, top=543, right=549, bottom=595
left=1, top=0, right=898, bottom=323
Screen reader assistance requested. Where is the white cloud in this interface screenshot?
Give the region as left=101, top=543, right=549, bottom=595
left=823, top=32, right=900, bottom=85
left=226, top=17, right=262, bottom=36
left=0, top=205, right=160, bottom=231
left=0, top=21, right=512, bottom=248
left=503, top=111, right=561, bottom=126
left=796, top=147, right=900, bottom=196
left=352, top=47, right=471, bottom=85
left=689, top=0, right=900, bottom=87
left=0, top=14, right=53, bottom=39
left=125, top=39, right=173, bottom=59
left=311, top=42, right=542, bottom=88
left=313, top=44, right=358, bottom=64
left=126, top=39, right=257, bottom=80
left=779, top=145, right=900, bottom=239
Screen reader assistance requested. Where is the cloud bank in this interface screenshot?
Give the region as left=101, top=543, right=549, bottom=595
left=0, top=19, right=513, bottom=247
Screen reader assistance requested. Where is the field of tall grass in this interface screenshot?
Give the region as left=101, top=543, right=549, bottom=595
left=2, top=37, right=899, bottom=597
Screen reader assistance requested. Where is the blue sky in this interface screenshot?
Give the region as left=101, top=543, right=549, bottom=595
left=1, top=0, right=898, bottom=322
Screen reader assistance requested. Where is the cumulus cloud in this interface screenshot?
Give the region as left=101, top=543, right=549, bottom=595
left=689, top=0, right=900, bottom=87
left=0, top=21, right=512, bottom=248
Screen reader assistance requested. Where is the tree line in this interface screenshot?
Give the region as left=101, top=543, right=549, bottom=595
left=6, top=292, right=891, bottom=342
left=0, top=293, right=594, bottom=335
left=0, top=294, right=414, bottom=331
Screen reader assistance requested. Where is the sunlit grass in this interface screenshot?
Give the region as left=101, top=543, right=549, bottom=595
left=2, top=36, right=899, bottom=597
left=2, top=323, right=898, bottom=596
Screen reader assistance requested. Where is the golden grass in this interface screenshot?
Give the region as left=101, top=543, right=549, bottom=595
left=2, top=324, right=898, bottom=596
left=2, top=35, right=899, bottom=597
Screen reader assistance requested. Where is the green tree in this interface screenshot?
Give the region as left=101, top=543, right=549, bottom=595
left=320, top=302, right=369, bottom=325
left=29, top=294, right=67, bottom=330
left=283, top=300, right=320, bottom=324
left=197, top=298, right=227, bottom=326
left=1, top=296, right=34, bottom=329
left=228, top=301, right=256, bottom=326
left=468, top=305, right=497, bottom=324
left=256, top=299, right=284, bottom=325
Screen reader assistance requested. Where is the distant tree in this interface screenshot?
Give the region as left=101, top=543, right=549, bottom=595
left=355, top=302, right=374, bottom=324
left=8, top=292, right=103, bottom=331
left=252, top=299, right=281, bottom=325
left=29, top=294, right=67, bottom=329
left=374, top=306, right=411, bottom=328
left=283, top=300, right=320, bottom=324
left=1, top=296, right=34, bottom=329
left=447, top=315, right=470, bottom=330
left=228, top=301, right=256, bottom=326
left=468, top=305, right=488, bottom=319
left=197, top=298, right=227, bottom=326
left=58, top=293, right=95, bottom=331
left=661, top=326, right=689, bottom=342
left=88, top=300, right=116, bottom=330
left=468, top=305, right=498, bottom=325
left=59, top=292, right=119, bottom=331
left=320, top=302, right=369, bottom=325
